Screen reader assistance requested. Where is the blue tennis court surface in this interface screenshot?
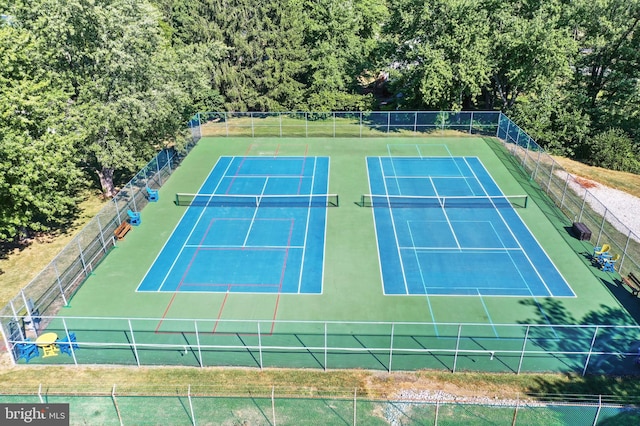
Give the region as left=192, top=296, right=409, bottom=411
left=367, top=156, right=575, bottom=297
left=138, top=156, right=330, bottom=294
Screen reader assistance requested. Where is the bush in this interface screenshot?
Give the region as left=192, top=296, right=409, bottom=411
left=586, top=128, right=640, bottom=173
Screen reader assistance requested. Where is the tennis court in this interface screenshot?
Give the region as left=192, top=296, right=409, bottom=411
left=138, top=156, right=334, bottom=294
left=9, top=129, right=637, bottom=374
left=366, top=156, right=574, bottom=297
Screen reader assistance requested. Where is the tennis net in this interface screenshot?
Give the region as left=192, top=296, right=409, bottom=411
left=176, top=193, right=340, bottom=207
left=361, top=194, right=528, bottom=209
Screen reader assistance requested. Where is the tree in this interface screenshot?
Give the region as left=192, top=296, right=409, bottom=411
left=568, top=0, right=640, bottom=139
left=382, top=0, right=493, bottom=110
left=487, top=1, right=576, bottom=110
left=21, top=0, right=209, bottom=196
left=0, top=18, right=84, bottom=239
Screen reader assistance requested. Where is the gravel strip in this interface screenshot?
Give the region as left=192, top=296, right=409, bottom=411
left=557, top=171, right=640, bottom=240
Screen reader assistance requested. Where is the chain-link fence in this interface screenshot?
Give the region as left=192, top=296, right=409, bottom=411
left=4, top=317, right=640, bottom=376
left=197, top=111, right=501, bottom=137
left=3, top=111, right=640, bottom=373
left=497, top=115, right=639, bottom=280
left=0, top=385, right=637, bottom=425
left=0, top=117, right=202, bottom=360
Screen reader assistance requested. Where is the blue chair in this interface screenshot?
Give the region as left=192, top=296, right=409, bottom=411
left=127, top=209, right=141, bottom=226
left=146, top=187, right=159, bottom=202
left=602, top=254, right=619, bottom=273
left=592, top=244, right=610, bottom=265
left=58, top=332, right=78, bottom=356
left=16, top=339, right=40, bottom=363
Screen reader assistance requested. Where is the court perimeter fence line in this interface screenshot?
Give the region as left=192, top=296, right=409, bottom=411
left=2, top=111, right=639, bottom=372
left=0, top=385, right=637, bottom=425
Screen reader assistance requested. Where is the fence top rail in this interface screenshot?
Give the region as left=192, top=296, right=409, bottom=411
left=1, top=315, right=637, bottom=329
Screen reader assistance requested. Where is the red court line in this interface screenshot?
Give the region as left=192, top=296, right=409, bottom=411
left=212, top=285, right=231, bottom=333
left=155, top=218, right=216, bottom=333
left=269, top=218, right=295, bottom=333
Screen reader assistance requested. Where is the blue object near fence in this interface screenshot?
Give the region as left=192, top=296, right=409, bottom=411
left=16, top=339, right=40, bottom=363
left=127, top=209, right=141, bottom=226
left=58, top=332, right=78, bottom=356
left=147, top=187, right=159, bottom=202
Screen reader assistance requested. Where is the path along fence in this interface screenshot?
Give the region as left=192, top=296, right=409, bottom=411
left=1, top=111, right=639, bottom=371
left=0, top=385, right=637, bottom=425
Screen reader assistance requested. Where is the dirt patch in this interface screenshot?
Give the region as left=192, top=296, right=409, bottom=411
left=574, top=176, right=597, bottom=189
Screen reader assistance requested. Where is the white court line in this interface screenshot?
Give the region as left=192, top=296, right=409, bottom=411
left=430, top=176, right=461, bottom=249
left=242, top=178, right=269, bottom=247
left=406, top=223, right=439, bottom=332
left=462, top=157, right=553, bottom=297
left=297, top=157, right=317, bottom=294
left=156, top=158, right=236, bottom=292
left=378, top=157, right=410, bottom=295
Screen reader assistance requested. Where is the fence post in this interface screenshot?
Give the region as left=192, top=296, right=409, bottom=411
left=77, top=239, right=89, bottom=277
left=96, top=216, right=108, bottom=254
left=517, top=325, right=529, bottom=375
left=324, top=321, right=328, bottom=372
left=251, top=112, right=254, bottom=138
left=469, top=111, right=473, bottom=134
left=194, top=321, right=203, bottom=367
left=279, top=112, right=282, bottom=137
left=128, top=319, right=140, bottom=367
left=271, top=386, right=277, bottom=426
left=435, top=397, right=440, bottom=425
left=62, top=317, right=78, bottom=366
left=38, top=384, right=44, bottom=403
left=53, top=262, right=69, bottom=307
left=224, top=112, right=229, bottom=137
left=359, top=112, right=363, bottom=138
left=305, top=112, right=308, bottom=138
left=333, top=112, right=336, bottom=138
left=111, top=385, right=124, bottom=426
left=592, top=395, right=602, bottom=426
left=187, top=385, right=196, bottom=426
left=453, top=324, right=462, bottom=373
left=414, top=111, right=418, bottom=133
left=389, top=322, right=394, bottom=373
left=353, top=387, right=357, bottom=426
left=129, top=182, right=137, bottom=212
left=619, top=230, right=632, bottom=272
left=546, top=161, right=555, bottom=194
left=582, top=325, right=600, bottom=376
left=511, top=396, right=519, bottom=426
left=258, top=321, right=263, bottom=370
left=559, top=171, right=571, bottom=212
